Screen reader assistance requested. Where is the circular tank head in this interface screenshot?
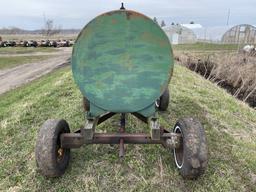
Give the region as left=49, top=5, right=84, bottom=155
left=72, top=10, right=174, bottom=113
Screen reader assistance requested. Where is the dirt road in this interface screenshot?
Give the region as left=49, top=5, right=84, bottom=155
left=0, top=48, right=72, bottom=95
left=0, top=51, right=63, bottom=57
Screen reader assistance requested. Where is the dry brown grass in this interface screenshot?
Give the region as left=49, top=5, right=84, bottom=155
left=0, top=34, right=77, bottom=41
left=175, top=51, right=256, bottom=107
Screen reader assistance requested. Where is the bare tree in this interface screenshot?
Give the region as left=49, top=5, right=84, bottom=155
left=42, top=19, right=61, bottom=37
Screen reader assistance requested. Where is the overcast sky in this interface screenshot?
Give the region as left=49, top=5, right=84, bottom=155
left=0, top=0, right=255, bottom=29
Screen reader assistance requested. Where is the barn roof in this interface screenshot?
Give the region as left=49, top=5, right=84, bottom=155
left=181, top=24, right=203, bottom=29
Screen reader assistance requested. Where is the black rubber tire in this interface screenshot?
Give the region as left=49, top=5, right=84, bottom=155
left=1, top=42, right=7, bottom=47
left=83, top=97, right=90, bottom=111
left=23, top=41, right=28, bottom=47
left=52, top=41, right=57, bottom=48
left=35, top=119, right=70, bottom=177
left=173, top=118, right=208, bottom=179
left=158, top=88, right=170, bottom=111
left=32, top=41, right=38, bottom=47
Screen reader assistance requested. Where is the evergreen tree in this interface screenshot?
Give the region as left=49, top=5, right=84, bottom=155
left=153, top=17, right=158, bottom=25
left=160, top=20, right=166, bottom=27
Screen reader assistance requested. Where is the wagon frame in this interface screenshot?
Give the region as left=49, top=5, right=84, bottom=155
left=35, top=4, right=208, bottom=179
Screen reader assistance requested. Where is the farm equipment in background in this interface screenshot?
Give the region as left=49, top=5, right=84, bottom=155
left=40, top=40, right=51, bottom=47
left=49, top=40, right=58, bottom=47
left=0, top=39, right=75, bottom=48
left=39, top=39, right=71, bottom=47
left=28, top=40, right=38, bottom=47
left=69, top=39, right=74, bottom=46
left=6, top=40, right=16, bottom=47
left=16, top=40, right=38, bottom=47
left=0, top=40, right=16, bottom=47
left=35, top=5, right=208, bottom=179
left=0, top=41, right=8, bottom=47
left=26, top=40, right=38, bottom=47
left=0, top=41, right=5, bottom=47
left=39, top=40, right=57, bottom=47
left=56, top=39, right=70, bottom=47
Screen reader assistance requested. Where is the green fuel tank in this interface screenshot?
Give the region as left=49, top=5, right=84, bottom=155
left=72, top=9, right=174, bottom=116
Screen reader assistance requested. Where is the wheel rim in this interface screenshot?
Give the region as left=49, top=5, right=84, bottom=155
left=56, top=134, right=66, bottom=163
left=173, top=126, right=184, bottom=169
left=155, top=100, right=160, bottom=108
left=57, top=147, right=65, bottom=162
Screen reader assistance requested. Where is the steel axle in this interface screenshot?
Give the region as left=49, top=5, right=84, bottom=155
left=60, top=113, right=181, bottom=157
left=61, top=132, right=180, bottom=148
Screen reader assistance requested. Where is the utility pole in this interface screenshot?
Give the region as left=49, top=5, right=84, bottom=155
left=43, top=13, right=46, bottom=26
left=226, top=8, right=230, bottom=26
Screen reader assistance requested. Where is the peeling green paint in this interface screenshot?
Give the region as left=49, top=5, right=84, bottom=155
left=72, top=10, right=174, bottom=114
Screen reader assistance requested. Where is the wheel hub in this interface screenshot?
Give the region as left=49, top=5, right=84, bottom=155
left=57, top=148, right=64, bottom=161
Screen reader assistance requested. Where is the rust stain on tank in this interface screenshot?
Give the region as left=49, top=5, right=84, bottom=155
left=129, top=11, right=148, bottom=20
left=159, top=40, right=169, bottom=48
left=106, top=12, right=113, bottom=16
left=141, top=32, right=159, bottom=45
left=126, top=12, right=133, bottom=20
left=112, top=19, right=117, bottom=24
left=141, top=32, right=169, bottom=48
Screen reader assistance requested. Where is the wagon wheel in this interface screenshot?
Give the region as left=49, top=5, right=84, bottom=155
left=83, top=97, right=90, bottom=111
left=156, top=88, right=170, bottom=111
left=173, top=118, right=208, bottom=179
left=35, top=119, right=70, bottom=177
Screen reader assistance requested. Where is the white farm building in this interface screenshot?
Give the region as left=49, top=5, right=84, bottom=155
left=162, top=25, right=197, bottom=44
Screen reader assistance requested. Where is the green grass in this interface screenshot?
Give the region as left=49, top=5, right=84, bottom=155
left=0, top=55, right=51, bottom=70
left=173, top=43, right=240, bottom=52
left=0, top=47, right=58, bottom=54
left=0, top=65, right=255, bottom=191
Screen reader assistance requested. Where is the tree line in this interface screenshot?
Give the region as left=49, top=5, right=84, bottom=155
left=153, top=17, right=195, bottom=27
